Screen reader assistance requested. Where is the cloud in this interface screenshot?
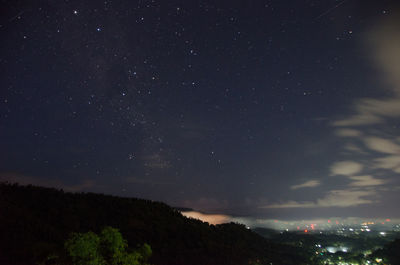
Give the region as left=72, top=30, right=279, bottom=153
left=315, top=189, right=375, bottom=208
left=333, top=113, right=382, bottom=127
left=348, top=175, right=386, bottom=187
left=363, top=137, right=400, bottom=154
left=332, top=13, right=400, bottom=127
left=330, top=161, right=363, bottom=176
left=343, top=143, right=366, bottom=154
left=290, top=180, right=320, bottom=190
left=335, top=129, right=362, bottom=137
left=263, top=189, right=376, bottom=208
left=373, top=155, right=400, bottom=173
left=333, top=98, right=400, bottom=127
left=368, top=13, right=400, bottom=93
left=262, top=200, right=315, bottom=209
left=277, top=11, right=400, bottom=212
left=181, top=211, right=231, bottom=225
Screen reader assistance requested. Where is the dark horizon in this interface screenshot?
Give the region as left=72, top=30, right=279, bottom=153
left=1, top=0, right=400, bottom=220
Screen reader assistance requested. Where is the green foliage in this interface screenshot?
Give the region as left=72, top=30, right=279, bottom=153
left=65, top=226, right=151, bottom=265
left=65, top=232, right=104, bottom=265
left=138, top=243, right=152, bottom=260
left=100, top=226, right=128, bottom=265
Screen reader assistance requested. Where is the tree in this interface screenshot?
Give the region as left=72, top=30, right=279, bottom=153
left=100, top=227, right=127, bottom=265
left=64, top=231, right=104, bottom=265
left=65, top=227, right=151, bottom=265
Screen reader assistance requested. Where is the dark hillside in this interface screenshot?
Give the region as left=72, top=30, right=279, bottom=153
left=0, top=182, right=311, bottom=265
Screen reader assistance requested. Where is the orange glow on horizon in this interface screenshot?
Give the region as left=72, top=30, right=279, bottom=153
left=181, top=211, right=231, bottom=225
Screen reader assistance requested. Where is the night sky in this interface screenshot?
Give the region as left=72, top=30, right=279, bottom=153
left=1, top=0, right=400, bottom=220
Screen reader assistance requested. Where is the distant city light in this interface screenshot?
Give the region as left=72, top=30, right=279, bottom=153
left=326, top=246, right=349, bottom=254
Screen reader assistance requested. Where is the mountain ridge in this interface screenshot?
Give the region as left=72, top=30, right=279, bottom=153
left=0, top=182, right=311, bottom=265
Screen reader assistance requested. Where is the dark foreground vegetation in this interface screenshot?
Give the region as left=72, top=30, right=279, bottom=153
left=0, top=182, right=310, bottom=265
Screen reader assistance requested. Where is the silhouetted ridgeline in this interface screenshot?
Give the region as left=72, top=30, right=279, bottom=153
left=0, top=182, right=311, bottom=265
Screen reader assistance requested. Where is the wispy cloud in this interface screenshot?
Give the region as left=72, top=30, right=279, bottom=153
left=316, top=12, right=400, bottom=211
left=263, top=189, right=376, bottom=208
left=373, top=155, right=400, bottom=173
left=332, top=13, right=400, bottom=127
left=348, top=175, right=386, bottom=187
left=363, top=137, right=400, bottom=154
left=330, top=161, right=363, bottom=176
left=335, top=128, right=362, bottom=137
left=265, top=14, right=400, bottom=211
left=290, top=180, right=320, bottom=190
left=343, top=143, right=366, bottom=154
left=332, top=98, right=400, bottom=127
left=331, top=14, right=400, bottom=128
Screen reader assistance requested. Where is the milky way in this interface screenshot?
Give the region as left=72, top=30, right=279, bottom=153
left=1, top=0, right=399, bottom=219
